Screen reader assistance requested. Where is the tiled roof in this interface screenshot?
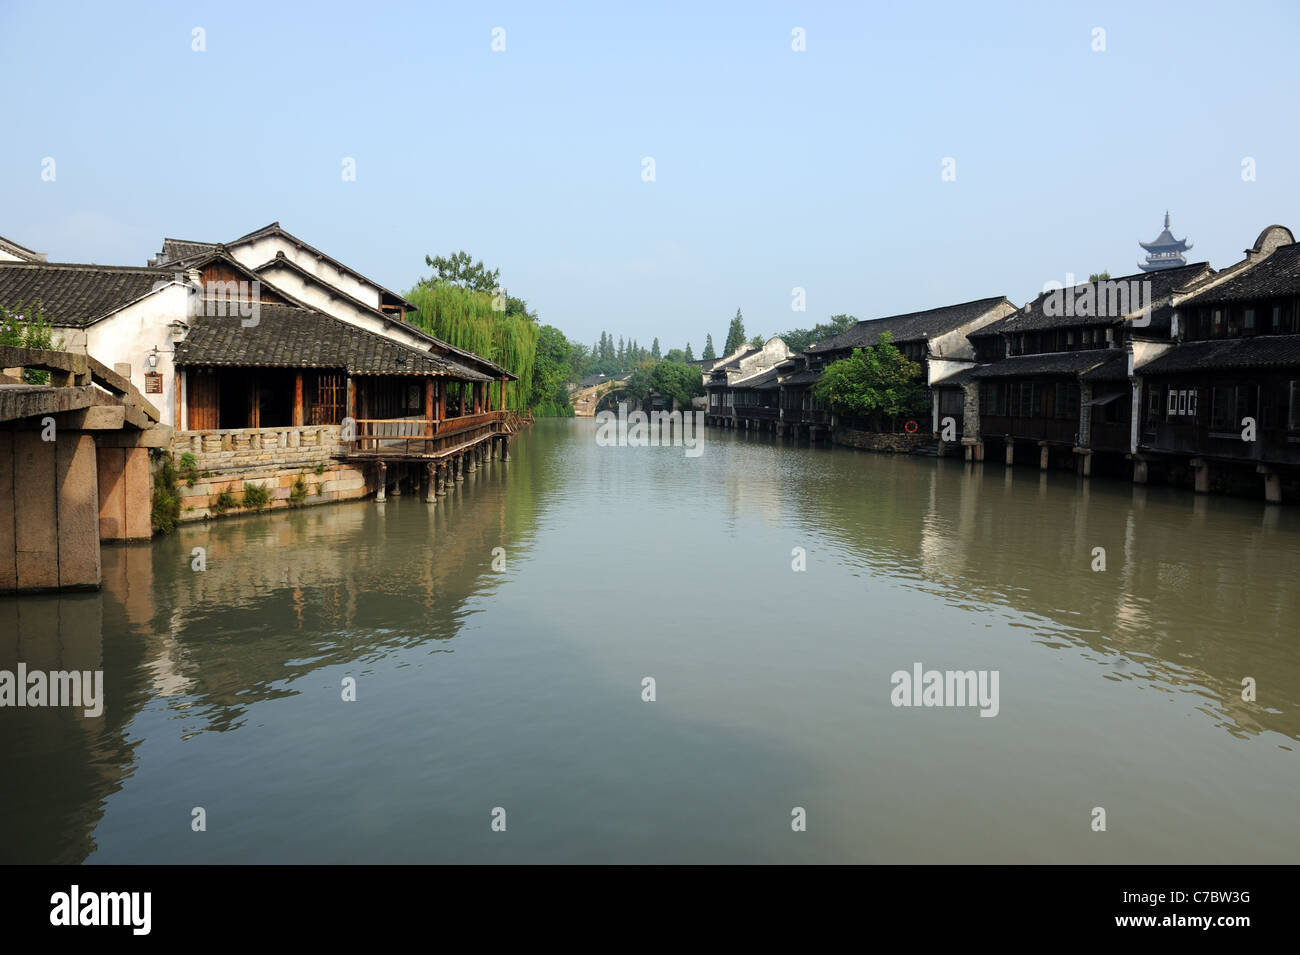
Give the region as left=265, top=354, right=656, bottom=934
left=1177, top=242, right=1300, bottom=306
left=970, top=348, right=1118, bottom=379
left=0, top=261, right=173, bottom=326
left=1078, top=351, right=1130, bottom=381
left=1137, top=334, right=1300, bottom=375
left=780, top=368, right=823, bottom=387
left=976, top=264, right=1211, bottom=336
left=153, top=238, right=218, bottom=266
left=806, top=296, right=1009, bottom=353
left=733, top=366, right=781, bottom=390
left=175, top=304, right=451, bottom=376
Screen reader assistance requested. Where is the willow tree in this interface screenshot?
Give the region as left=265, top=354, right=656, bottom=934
left=403, top=282, right=538, bottom=411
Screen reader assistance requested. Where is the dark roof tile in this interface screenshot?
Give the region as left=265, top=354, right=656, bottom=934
left=806, top=296, right=1009, bottom=353
left=1138, top=334, right=1300, bottom=375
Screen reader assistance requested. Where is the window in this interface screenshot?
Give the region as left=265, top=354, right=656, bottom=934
left=1176, top=390, right=1188, bottom=415
left=1213, top=309, right=1223, bottom=334
left=1148, top=387, right=1162, bottom=426
left=1064, top=383, right=1079, bottom=418
left=1168, top=388, right=1178, bottom=417
left=1066, top=331, right=1074, bottom=347
left=1210, top=386, right=1232, bottom=431
left=1273, top=306, right=1282, bottom=330
left=1188, top=389, right=1198, bottom=418
left=1290, top=381, right=1300, bottom=430
left=1244, top=308, right=1255, bottom=330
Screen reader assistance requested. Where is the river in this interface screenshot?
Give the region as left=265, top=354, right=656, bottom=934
left=2, top=417, right=1296, bottom=863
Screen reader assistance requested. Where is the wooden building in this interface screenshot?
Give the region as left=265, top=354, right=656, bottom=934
left=1136, top=237, right=1300, bottom=501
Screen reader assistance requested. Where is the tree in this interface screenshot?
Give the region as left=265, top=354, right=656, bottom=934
left=616, top=336, right=625, bottom=364
left=702, top=334, right=716, bottom=360
left=724, top=309, right=746, bottom=355
left=653, top=361, right=705, bottom=408
left=748, top=334, right=764, bottom=348
left=529, top=324, right=574, bottom=414
left=684, top=341, right=694, bottom=361
left=1088, top=271, right=1111, bottom=282
left=781, top=313, right=857, bottom=353
left=664, top=348, right=686, bottom=363
left=423, top=250, right=500, bottom=292
left=813, top=331, right=929, bottom=431
left=651, top=337, right=661, bottom=360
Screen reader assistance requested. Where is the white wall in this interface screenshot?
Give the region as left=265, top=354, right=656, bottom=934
left=229, top=236, right=382, bottom=310
left=78, top=284, right=190, bottom=427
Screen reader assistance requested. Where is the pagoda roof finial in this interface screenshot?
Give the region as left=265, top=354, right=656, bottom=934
left=1164, top=210, right=1170, bottom=229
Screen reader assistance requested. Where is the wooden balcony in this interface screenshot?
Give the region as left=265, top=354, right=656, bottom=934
left=734, top=405, right=779, bottom=419
left=348, top=410, right=507, bottom=460
left=981, top=414, right=1078, bottom=445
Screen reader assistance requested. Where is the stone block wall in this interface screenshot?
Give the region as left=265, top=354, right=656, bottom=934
left=832, top=428, right=931, bottom=454
left=175, top=461, right=372, bottom=522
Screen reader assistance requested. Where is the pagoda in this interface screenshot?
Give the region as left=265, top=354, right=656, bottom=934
left=1138, top=212, right=1192, bottom=271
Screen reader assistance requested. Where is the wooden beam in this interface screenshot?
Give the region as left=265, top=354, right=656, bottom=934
left=424, top=377, right=435, bottom=437
left=175, top=369, right=183, bottom=429
left=293, top=371, right=304, bottom=427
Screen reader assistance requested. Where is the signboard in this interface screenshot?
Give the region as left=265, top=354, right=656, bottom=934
left=145, top=372, right=164, bottom=394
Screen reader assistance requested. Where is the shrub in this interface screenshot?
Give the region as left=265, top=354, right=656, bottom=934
left=211, top=491, right=238, bottom=516
left=289, top=475, right=308, bottom=507
left=178, top=452, right=200, bottom=487
left=150, top=453, right=181, bottom=534
left=313, top=462, right=326, bottom=476
left=241, top=482, right=270, bottom=512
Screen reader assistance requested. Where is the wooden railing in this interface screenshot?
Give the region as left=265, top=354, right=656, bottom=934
left=350, top=411, right=506, bottom=457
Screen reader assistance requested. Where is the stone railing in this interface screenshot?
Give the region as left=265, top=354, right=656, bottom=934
left=171, top=425, right=344, bottom=472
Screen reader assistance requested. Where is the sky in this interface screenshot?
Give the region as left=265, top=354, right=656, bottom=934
left=2, top=1, right=1298, bottom=353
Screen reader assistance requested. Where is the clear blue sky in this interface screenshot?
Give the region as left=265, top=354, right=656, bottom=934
left=2, top=1, right=1297, bottom=351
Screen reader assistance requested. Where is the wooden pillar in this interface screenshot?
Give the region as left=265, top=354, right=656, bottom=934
left=500, top=377, right=506, bottom=412
left=174, top=368, right=184, bottom=429
left=293, top=371, right=304, bottom=427
left=346, top=377, right=355, bottom=424
left=438, top=379, right=446, bottom=421
left=249, top=374, right=260, bottom=429
left=376, top=460, right=387, bottom=502
left=426, top=462, right=437, bottom=503
left=424, top=377, right=435, bottom=450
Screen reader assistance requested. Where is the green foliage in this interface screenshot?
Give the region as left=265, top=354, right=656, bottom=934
left=178, top=452, right=200, bottom=487
left=684, top=342, right=694, bottom=361
left=403, top=281, right=538, bottom=411
left=748, top=334, right=764, bottom=348
left=813, top=331, right=929, bottom=430
left=423, top=250, right=500, bottom=293
left=211, top=491, right=237, bottom=515
left=289, top=475, right=309, bottom=507
left=529, top=323, right=574, bottom=414
left=781, top=313, right=857, bottom=353
left=313, top=462, right=326, bottom=476
left=724, top=309, right=747, bottom=356
left=702, top=334, right=716, bottom=360
left=1088, top=271, right=1111, bottom=282
left=627, top=359, right=705, bottom=409
left=0, top=302, right=61, bottom=383
left=241, top=482, right=270, bottom=512
left=150, top=453, right=181, bottom=534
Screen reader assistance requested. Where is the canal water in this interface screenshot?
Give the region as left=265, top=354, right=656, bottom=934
left=2, top=418, right=1297, bottom=863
